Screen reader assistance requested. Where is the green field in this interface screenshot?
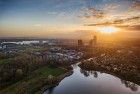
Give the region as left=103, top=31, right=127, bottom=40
left=0, top=58, right=11, bottom=64
left=35, top=66, right=66, bottom=77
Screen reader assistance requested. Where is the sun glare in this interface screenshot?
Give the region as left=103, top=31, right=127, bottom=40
left=98, top=26, right=119, bottom=34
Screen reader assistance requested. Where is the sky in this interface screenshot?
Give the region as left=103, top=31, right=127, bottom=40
left=0, top=0, right=140, bottom=40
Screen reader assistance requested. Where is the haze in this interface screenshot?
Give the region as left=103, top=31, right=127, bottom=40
left=0, top=0, right=140, bottom=40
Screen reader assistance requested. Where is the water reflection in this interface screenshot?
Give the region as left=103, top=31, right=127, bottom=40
left=80, top=69, right=139, bottom=92
left=80, top=69, right=98, bottom=78
left=43, top=63, right=140, bottom=94
left=121, top=80, right=139, bottom=92
left=47, top=87, right=55, bottom=94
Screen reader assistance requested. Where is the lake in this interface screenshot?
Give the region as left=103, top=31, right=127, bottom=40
left=2, top=40, right=39, bottom=44
left=43, top=63, right=140, bottom=94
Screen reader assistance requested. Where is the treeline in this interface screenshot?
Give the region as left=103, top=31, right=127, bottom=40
left=0, top=52, right=19, bottom=60
left=79, top=46, right=140, bottom=85
left=0, top=53, right=47, bottom=89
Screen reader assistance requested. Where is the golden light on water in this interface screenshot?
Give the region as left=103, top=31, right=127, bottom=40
left=97, top=26, right=119, bottom=34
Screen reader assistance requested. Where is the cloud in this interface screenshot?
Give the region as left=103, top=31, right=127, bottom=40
left=88, top=7, right=106, bottom=18
left=79, top=2, right=121, bottom=19
left=79, top=7, right=106, bottom=19
left=85, top=16, right=140, bottom=26
left=117, top=25, right=140, bottom=31
left=104, top=3, right=120, bottom=11
left=132, top=0, right=140, bottom=10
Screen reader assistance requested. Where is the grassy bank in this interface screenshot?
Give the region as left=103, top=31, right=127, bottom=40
left=0, top=66, right=67, bottom=94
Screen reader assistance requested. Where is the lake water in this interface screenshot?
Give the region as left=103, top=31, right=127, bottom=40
left=2, top=40, right=50, bottom=45
left=43, top=63, right=140, bottom=94
left=2, top=41, right=39, bottom=44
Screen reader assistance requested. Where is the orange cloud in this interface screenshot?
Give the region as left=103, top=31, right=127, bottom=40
left=84, top=16, right=140, bottom=26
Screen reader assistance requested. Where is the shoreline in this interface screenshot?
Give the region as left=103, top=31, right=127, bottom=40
left=35, top=70, right=73, bottom=94
left=79, top=59, right=140, bottom=85
left=0, top=66, right=72, bottom=94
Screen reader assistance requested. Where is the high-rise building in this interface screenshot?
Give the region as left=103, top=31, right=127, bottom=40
left=93, top=35, right=97, bottom=46
left=89, top=39, right=93, bottom=47
left=78, top=39, right=83, bottom=46
left=89, top=35, right=97, bottom=47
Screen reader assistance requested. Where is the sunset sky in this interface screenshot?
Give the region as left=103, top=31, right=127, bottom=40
left=0, top=0, right=140, bottom=40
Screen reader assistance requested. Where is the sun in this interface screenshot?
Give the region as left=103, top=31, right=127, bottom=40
left=98, top=26, right=119, bottom=34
